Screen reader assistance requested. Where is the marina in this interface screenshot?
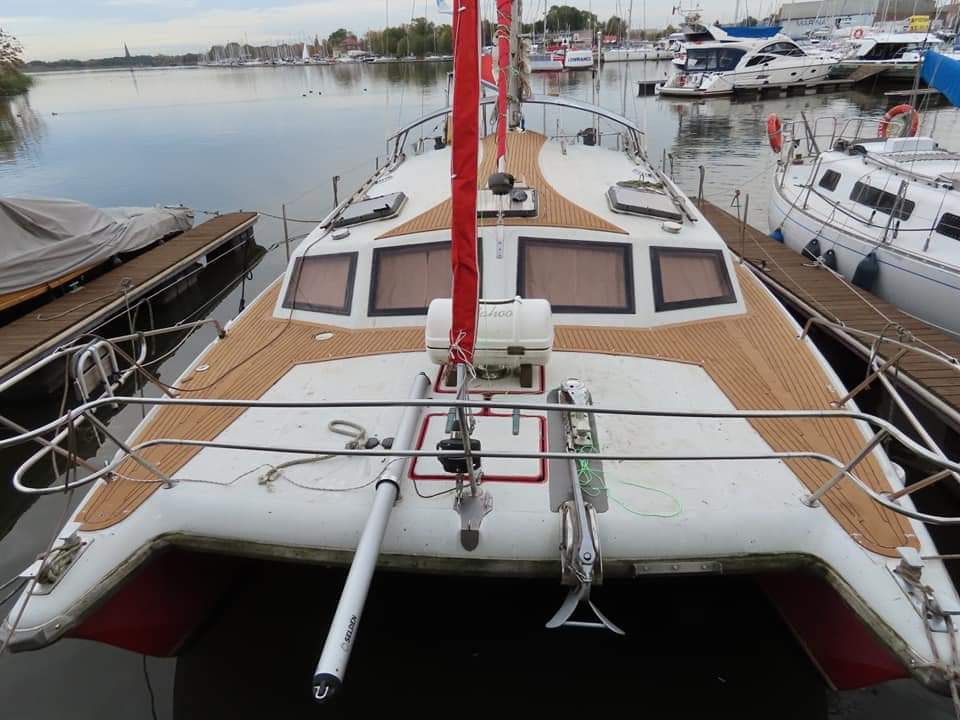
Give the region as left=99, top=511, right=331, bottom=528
left=5, top=3, right=960, bottom=718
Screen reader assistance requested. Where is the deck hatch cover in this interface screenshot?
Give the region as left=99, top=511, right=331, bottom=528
left=606, top=183, right=683, bottom=222
left=333, top=192, right=407, bottom=227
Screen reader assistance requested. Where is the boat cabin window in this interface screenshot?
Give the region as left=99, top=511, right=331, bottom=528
left=850, top=181, right=915, bottom=220
left=819, top=169, right=841, bottom=192
left=936, top=212, right=960, bottom=240
left=283, top=252, right=357, bottom=315
left=686, top=47, right=746, bottom=72
left=517, top=237, right=634, bottom=313
left=650, top=247, right=736, bottom=312
left=758, top=42, right=805, bottom=57
left=333, top=192, right=407, bottom=228
left=369, top=241, right=452, bottom=316
left=745, top=54, right=775, bottom=67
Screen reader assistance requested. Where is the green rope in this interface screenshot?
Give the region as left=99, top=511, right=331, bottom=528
left=574, top=446, right=682, bottom=518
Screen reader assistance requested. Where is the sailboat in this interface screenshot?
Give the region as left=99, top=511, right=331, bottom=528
left=4, top=0, right=960, bottom=707
left=769, top=51, right=960, bottom=338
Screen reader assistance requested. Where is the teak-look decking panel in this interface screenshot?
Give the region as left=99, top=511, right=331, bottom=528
left=0, top=213, right=257, bottom=378
left=76, top=269, right=915, bottom=556
left=378, top=132, right=626, bottom=239
left=700, top=200, right=960, bottom=416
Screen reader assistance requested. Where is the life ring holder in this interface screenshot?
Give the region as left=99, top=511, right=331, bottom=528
left=767, top=113, right=783, bottom=153
left=879, top=104, right=920, bottom=139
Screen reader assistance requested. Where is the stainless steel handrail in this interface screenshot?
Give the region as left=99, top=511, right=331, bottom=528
left=9, top=394, right=960, bottom=527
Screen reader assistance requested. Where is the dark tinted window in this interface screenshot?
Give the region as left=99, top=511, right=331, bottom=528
left=850, top=181, right=915, bottom=220
left=819, top=169, right=841, bottom=191
left=686, top=47, right=746, bottom=71
left=759, top=42, right=804, bottom=56
left=936, top=213, right=960, bottom=240
left=745, top=54, right=774, bottom=67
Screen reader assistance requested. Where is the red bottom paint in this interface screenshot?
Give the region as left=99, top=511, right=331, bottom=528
left=761, top=571, right=908, bottom=690
left=67, top=548, right=237, bottom=656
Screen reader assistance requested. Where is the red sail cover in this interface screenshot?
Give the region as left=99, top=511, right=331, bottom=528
left=495, top=0, right=511, bottom=165
left=449, top=0, right=480, bottom=365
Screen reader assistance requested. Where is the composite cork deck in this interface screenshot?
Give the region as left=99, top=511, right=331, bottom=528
left=700, top=201, right=960, bottom=412
left=0, top=212, right=258, bottom=382
left=378, top=132, right=626, bottom=239
left=76, top=267, right=915, bottom=557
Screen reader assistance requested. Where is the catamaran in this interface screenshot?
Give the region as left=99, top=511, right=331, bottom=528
left=4, top=0, right=960, bottom=708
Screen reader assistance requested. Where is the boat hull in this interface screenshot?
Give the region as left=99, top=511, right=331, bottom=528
left=769, top=180, right=960, bottom=338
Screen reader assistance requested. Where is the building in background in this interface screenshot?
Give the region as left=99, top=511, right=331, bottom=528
left=775, top=0, right=937, bottom=39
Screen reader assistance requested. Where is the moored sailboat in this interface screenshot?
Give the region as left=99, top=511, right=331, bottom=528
left=5, top=0, right=960, bottom=708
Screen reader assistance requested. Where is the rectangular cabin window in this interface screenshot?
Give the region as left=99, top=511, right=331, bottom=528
left=369, top=241, right=452, bottom=316
left=283, top=252, right=357, bottom=315
left=936, top=213, right=960, bottom=240
left=650, top=247, right=736, bottom=312
left=517, top=238, right=634, bottom=314
left=819, top=169, right=841, bottom=192
left=850, top=181, right=915, bottom=220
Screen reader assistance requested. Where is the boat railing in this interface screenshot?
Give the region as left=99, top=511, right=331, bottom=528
left=779, top=114, right=891, bottom=162
left=387, top=95, right=646, bottom=164
left=6, top=379, right=960, bottom=528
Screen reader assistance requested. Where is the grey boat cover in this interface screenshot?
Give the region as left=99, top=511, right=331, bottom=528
left=0, top=197, right=193, bottom=294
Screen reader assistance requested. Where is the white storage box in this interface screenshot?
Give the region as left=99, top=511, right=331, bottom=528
left=425, top=297, right=553, bottom=367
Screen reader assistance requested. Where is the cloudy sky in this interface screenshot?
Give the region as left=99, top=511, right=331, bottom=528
left=3, top=0, right=753, bottom=61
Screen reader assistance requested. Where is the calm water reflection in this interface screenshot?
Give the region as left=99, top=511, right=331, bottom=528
left=1, top=62, right=959, bottom=719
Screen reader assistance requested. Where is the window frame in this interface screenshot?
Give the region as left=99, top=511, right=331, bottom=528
left=650, top=246, right=737, bottom=313
left=516, top=236, right=636, bottom=314
left=367, top=240, right=483, bottom=317
left=819, top=169, right=842, bottom=192
left=936, top=212, right=960, bottom=240
left=282, top=251, right=358, bottom=315
left=849, top=181, right=915, bottom=221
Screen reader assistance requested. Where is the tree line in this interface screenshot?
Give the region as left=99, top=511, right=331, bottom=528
left=0, top=28, right=32, bottom=95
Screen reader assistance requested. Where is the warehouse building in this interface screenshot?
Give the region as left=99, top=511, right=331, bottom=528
left=775, top=0, right=937, bottom=39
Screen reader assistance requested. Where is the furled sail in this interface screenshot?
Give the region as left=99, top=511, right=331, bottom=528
left=449, top=0, right=481, bottom=366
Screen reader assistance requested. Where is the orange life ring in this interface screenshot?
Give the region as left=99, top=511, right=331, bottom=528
left=852, top=27, right=864, bottom=40
left=767, top=113, right=783, bottom=153
left=878, top=103, right=920, bottom=139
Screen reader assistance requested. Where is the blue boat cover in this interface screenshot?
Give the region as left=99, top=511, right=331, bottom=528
left=921, top=51, right=960, bottom=107
left=718, top=24, right=782, bottom=38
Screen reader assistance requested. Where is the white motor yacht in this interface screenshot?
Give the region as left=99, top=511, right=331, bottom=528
left=659, top=36, right=839, bottom=97
left=836, top=31, right=943, bottom=80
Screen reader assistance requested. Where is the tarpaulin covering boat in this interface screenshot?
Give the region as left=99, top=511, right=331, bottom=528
left=0, top=197, right=192, bottom=294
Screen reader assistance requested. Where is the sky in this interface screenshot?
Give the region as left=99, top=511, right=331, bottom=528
left=2, top=0, right=753, bottom=61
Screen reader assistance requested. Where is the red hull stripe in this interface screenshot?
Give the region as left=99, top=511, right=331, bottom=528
left=760, top=572, right=907, bottom=690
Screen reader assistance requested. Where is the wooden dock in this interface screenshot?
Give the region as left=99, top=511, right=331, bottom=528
left=699, top=201, right=960, bottom=431
left=0, top=212, right=258, bottom=385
